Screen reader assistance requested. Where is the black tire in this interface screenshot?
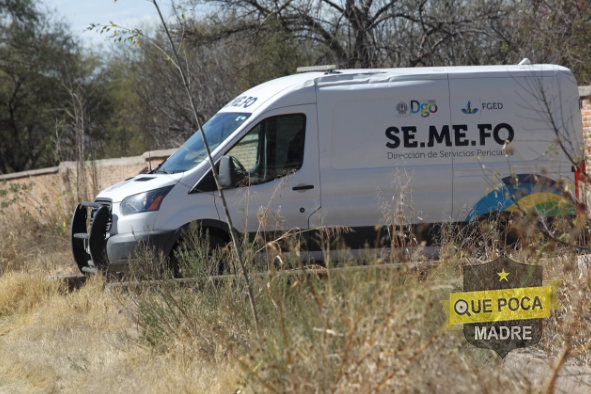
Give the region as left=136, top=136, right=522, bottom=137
left=169, top=233, right=229, bottom=278
left=459, top=212, right=519, bottom=255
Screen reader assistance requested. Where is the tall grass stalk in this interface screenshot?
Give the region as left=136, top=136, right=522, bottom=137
left=149, top=0, right=260, bottom=332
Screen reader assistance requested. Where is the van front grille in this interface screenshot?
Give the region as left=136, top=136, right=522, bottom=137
left=91, top=199, right=112, bottom=233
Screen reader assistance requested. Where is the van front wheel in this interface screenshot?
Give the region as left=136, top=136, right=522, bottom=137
left=169, top=233, right=229, bottom=278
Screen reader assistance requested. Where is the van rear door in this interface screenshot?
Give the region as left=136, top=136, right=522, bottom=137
left=448, top=73, right=573, bottom=223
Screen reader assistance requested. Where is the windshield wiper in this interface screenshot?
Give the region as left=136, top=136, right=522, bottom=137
left=153, top=169, right=175, bottom=174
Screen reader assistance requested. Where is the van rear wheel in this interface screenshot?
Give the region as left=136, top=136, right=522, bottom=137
left=460, top=213, right=519, bottom=255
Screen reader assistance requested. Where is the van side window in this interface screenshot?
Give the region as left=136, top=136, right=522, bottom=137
left=226, top=113, right=306, bottom=186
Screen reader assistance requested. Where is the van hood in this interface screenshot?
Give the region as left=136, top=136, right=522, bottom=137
left=96, top=173, right=184, bottom=203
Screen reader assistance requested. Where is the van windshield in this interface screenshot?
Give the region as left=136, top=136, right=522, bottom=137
left=157, top=113, right=251, bottom=173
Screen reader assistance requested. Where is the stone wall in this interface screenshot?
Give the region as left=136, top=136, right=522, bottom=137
left=0, top=149, right=175, bottom=219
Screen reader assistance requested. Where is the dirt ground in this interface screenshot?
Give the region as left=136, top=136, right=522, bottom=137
left=503, top=350, right=591, bottom=393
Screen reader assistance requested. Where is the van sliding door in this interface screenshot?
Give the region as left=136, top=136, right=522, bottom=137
left=310, top=76, right=453, bottom=250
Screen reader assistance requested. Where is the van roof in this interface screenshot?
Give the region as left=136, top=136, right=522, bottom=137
left=219, top=64, right=570, bottom=114
left=314, top=64, right=568, bottom=82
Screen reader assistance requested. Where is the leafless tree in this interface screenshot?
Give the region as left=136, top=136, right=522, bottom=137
left=124, top=30, right=247, bottom=149
left=499, top=0, right=591, bottom=80
left=188, top=0, right=515, bottom=68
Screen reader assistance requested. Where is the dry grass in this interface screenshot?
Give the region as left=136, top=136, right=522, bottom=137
left=0, top=207, right=72, bottom=275
left=0, top=212, right=242, bottom=393
left=0, top=272, right=240, bottom=394
left=0, top=195, right=591, bottom=393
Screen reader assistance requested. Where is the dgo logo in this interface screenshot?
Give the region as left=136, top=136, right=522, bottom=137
left=411, top=100, right=438, bottom=117
left=442, top=256, right=562, bottom=358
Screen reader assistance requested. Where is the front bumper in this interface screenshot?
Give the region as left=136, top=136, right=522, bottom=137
left=106, top=230, right=176, bottom=270
left=71, top=201, right=176, bottom=273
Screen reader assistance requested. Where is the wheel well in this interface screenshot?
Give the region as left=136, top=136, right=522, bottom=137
left=167, top=223, right=231, bottom=258
left=203, top=226, right=231, bottom=243
left=463, top=210, right=521, bottom=246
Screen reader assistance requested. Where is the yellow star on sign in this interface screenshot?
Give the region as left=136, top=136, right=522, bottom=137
left=498, top=268, right=510, bottom=282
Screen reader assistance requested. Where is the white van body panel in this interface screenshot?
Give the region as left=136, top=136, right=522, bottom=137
left=154, top=177, right=220, bottom=232
left=449, top=75, right=567, bottom=220
left=312, top=77, right=453, bottom=230
left=218, top=74, right=320, bottom=115
left=557, top=70, right=584, bottom=156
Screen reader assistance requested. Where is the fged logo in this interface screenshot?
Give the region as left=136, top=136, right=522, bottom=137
left=461, top=100, right=479, bottom=114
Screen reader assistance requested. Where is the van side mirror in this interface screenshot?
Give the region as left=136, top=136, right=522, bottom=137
left=218, top=155, right=235, bottom=188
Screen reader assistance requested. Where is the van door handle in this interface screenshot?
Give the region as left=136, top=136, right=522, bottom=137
left=292, top=184, right=314, bottom=191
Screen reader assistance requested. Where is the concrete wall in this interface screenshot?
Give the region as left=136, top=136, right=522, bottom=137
left=0, top=149, right=175, bottom=219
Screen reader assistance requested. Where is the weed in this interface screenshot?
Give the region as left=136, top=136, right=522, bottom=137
left=0, top=173, right=590, bottom=393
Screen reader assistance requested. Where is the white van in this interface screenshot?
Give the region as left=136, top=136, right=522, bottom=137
left=71, top=64, right=584, bottom=273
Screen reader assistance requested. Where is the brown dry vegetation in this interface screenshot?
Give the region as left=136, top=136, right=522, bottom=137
left=0, top=201, right=591, bottom=393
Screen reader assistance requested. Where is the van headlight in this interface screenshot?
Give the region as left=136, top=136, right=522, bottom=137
left=120, top=186, right=174, bottom=216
